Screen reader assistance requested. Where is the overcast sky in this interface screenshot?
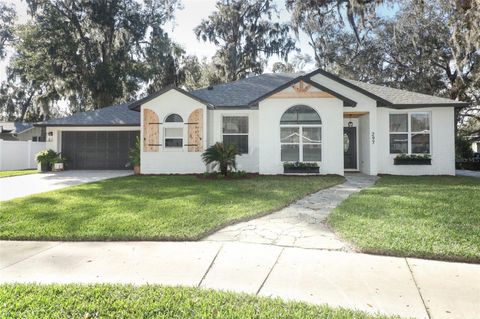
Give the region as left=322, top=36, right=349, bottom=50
left=0, top=0, right=318, bottom=83
left=0, top=0, right=397, bottom=84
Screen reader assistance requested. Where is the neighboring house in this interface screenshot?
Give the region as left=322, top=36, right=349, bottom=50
left=471, top=134, right=480, bottom=153
left=0, top=122, right=45, bottom=141
left=37, top=68, right=468, bottom=175
left=474, top=142, right=480, bottom=153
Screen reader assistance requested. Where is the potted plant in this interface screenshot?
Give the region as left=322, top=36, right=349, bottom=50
left=201, top=142, right=240, bottom=176
left=129, top=136, right=141, bottom=175
left=284, top=162, right=320, bottom=174
left=36, top=149, right=58, bottom=172
left=393, top=154, right=431, bottom=165
left=52, top=155, right=67, bottom=172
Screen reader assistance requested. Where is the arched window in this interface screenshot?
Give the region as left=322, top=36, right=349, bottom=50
left=280, top=105, right=322, bottom=125
left=165, top=114, right=183, bottom=123
left=164, top=113, right=183, bottom=148
left=280, top=105, right=322, bottom=162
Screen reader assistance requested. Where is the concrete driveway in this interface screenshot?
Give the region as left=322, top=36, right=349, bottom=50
left=0, top=170, right=132, bottom=201
left=456, top=169, right=480, bottom=178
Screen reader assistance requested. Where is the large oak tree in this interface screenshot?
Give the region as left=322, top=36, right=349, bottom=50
left=0, top=1, right=15, bottom=59
left=195, top=0, right=296, bottom=82
left=286, top=0, right=479, bottom=133
left=3, top=0, right=181, bottom=120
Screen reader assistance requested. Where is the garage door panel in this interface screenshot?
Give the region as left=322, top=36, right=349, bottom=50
left=61, top=130, right=139, bottom=170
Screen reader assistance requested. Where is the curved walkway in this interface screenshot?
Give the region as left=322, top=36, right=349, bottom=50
left=204, top=173, right=377, bottom=250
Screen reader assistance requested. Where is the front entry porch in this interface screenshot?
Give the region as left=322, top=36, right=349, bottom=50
left=343, top=112, right=370, bottom=174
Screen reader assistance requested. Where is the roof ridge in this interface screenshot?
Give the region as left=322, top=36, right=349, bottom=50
left=345, top=78, right=441, bottom=97
left=343, top=78, right=463, bottom=104
left=191, top=72, right=301, bottom=93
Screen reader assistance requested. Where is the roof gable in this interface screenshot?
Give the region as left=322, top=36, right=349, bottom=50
left=129, top=85, right=211, bottom=111
left=249, top=76, right=357, bottom=107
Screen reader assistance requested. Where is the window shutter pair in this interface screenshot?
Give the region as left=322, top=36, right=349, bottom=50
left=143, top=108, right=203, bottom=152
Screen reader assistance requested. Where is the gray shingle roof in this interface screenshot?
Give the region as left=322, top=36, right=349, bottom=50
left=0, top=122, right=34, bottom=134
left=190, top=73, right=301, bottom=107
left=36, top=69, right=467, bottom=127
left=189, top=72, right=464, bottom=108
left=343, top=79, right=464, bottom=106
left=14, top=122, right=34, bottom=133
left=36, top=103, right=140, bottom=126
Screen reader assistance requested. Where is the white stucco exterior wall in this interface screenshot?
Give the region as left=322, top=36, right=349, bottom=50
left=258, top=97, right=344, bottom=175
left=140, top=90, right=207, bottom=174
left=358, top=114, right=371, bottom=174
left=376, top=107, right=456, bottom=175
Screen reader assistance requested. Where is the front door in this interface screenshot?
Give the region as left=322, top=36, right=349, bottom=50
left=344, top=127, right=357, bottom=170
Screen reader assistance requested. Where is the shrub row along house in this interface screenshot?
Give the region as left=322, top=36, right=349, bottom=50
left=36, top=68, right=467, bottom=175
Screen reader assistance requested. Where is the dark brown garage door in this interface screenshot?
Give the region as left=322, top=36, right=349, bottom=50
left=61, top=131, right=139, bottom=170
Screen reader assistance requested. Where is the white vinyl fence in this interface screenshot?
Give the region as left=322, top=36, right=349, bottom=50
left=0, top=140, right=47, bottom=171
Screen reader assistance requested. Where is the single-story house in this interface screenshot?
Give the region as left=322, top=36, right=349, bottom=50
left=37, top=68, right=468, bottom=175
left=0, top=122, right=45, bottom=141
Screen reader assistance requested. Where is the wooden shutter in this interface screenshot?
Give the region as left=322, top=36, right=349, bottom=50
left=187, top=108, right=203, bottom=152
left=143, top=109, right=160, bottom=152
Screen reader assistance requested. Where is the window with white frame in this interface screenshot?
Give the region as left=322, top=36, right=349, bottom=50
left=280, top=105, right=322, bottom=162
left=389, top=112, right=430, bottom=154
left=222, top=116, right=249, bottom=154
left=164, top=114, right=184, bottom=148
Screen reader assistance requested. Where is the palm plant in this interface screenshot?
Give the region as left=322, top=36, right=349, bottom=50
left=202, top=142, right=240, bottom=176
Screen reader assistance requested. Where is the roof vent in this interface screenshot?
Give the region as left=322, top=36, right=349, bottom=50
left=207, top=86, right=214, bottom=90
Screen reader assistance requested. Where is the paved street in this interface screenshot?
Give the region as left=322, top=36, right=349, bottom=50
left=1, top=240, right=479, bottom=319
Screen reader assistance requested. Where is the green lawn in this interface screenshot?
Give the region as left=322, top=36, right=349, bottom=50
left=0, top=284, right=396, bottom=319
left=329, top=176, right=480, bottom=262
left=0, top=175, right=343, bottom=241
left=0, top=169, right=37, bottom=178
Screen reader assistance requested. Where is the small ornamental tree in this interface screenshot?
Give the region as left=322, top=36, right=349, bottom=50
left=129, top=136, right=141, bottom=167
left=202, top=142, right=240, bottom=176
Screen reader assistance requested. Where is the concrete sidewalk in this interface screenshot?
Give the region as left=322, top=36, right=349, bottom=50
left=1, top=241, right=479, bottom=319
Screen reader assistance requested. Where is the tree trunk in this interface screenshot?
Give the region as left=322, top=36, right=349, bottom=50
left=220, top=164, right=228, bottom=176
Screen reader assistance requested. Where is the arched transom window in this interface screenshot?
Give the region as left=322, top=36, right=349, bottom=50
left=165, top=114, right=183, bottom=123
left=280, top=105, right=322, bottom=162
left=164, top=113, right=184, bottom=148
